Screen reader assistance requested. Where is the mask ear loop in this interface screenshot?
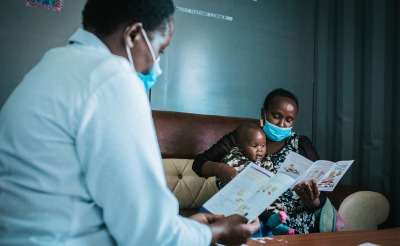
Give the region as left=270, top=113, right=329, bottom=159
left=141, top=29, right=156, bottom=63
left=125, top=44, right=134, bottom=66
left=260, top=109, right=266, bottom=127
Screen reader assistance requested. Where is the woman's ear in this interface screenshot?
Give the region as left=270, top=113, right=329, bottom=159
left=124, top=23, right=143, bottom=48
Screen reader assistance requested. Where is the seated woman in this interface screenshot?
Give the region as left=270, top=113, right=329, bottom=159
left=193, top=88, right=328, bottom=234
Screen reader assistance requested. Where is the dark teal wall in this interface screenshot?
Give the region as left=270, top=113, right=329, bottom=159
left=0, top=0, right=85, bottom=108
left=151, top=0, right=316, bottom=139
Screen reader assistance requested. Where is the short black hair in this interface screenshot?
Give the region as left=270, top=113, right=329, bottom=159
left=263, top=88, right=299, bottom=112
left=234, top=122, right=264, bottom=145
left=82, top=0, right=175, bottom=36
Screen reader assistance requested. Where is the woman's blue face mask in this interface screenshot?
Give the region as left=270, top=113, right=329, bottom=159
left=262, top=119, right=292, bottom=142
left=136, top=56, right=162, bottom=91
left=125, top=28, right=163, bottom=91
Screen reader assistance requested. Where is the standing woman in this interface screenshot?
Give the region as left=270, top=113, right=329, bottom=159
left=0, top=0, right=259, bottom=245
left=193, top=88, right=327, bottom=234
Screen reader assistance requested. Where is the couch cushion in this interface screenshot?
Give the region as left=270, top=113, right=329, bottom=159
left=163, top=159, right=218, bottom=210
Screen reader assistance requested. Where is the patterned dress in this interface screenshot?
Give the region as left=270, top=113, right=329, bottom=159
left=217, top=133, right=319, bottom=234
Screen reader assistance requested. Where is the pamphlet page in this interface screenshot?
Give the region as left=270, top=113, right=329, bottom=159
left=278, top=151, right=354, bottom=192
left=201, top=163, right=295, bottom=222
left=236, top=172, right=295, bottom=222
left=277, top=151, right=314, bottom=180
left=296, top=160, right=335, bottom=184
left=316, top=160, right=353, bottom=191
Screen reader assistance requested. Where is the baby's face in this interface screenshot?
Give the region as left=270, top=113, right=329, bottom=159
left=240, top=129, right=267, bottom=162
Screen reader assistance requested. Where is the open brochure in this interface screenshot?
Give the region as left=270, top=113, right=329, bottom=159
left=201, top=152, right=353, bottom=222
left=278, top=151, right=354, bottom=192
left=201, top=163, right=296, bottom=222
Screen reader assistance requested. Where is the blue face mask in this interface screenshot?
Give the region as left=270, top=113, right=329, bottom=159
left=125, top=28, right=163, bottom=91
left=262, top=120, right=292, bottom=142
left=136, top=56, right=162, bottom=91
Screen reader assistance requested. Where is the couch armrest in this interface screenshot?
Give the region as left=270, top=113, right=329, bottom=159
left=325, top=184, right=371, bottom=210
left=338, top=191, right=390, bottom=231
left=163, top=159, right=218, bottom=213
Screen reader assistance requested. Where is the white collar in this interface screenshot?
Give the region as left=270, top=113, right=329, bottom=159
left=68, top=28, right=111, bottom=54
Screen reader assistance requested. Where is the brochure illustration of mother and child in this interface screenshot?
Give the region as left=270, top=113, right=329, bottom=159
left=279, top=152, right=354, bottom=192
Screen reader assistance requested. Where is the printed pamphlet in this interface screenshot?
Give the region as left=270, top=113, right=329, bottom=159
left=201, top=152, right=353, bottom=221
left=278, top=152, right=354, bottom=192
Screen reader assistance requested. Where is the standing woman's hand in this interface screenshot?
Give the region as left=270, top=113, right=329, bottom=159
left=294, top=179, right=321, bottom=210
left=208, top=215, right=260, bottom=245
left=189, top=213, right=260, bottom=244
left=189, top=213, right=225, bottom=224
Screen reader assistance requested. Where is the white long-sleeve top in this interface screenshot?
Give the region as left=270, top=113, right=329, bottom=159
left=0, top=28, right=212, bottom=246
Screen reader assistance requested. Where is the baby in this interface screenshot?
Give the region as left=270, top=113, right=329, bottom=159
left=217, top=122, right=295, bottom=236
left=216, top=122, right=267, bottom=190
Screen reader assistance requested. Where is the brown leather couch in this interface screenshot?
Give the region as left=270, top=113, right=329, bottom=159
left=152, top=110, right=389, bottom=230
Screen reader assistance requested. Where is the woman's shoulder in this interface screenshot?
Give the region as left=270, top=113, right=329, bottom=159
left=295, top=134, right=320, bottom=161
left=288, top=132, right=312, bottom=143
left=298, top=134, right=312, bottom=143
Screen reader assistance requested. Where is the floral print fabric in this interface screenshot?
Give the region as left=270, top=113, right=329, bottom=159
left=218, top=132, right=318, bottom=234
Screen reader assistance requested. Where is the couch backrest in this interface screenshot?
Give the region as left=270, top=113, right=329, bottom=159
left=152, top=110, right=258, bottom=159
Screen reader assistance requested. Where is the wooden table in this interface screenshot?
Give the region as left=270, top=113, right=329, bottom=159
left=246, top=227, right=400, bottom=246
